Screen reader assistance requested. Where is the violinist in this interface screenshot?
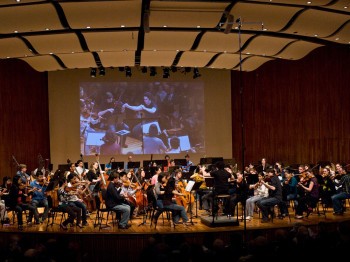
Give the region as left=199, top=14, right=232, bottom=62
left=228, top=170, right=249, bottom=218
left=295, top=170, right=320, bottom=219
left=119, top=171, right=137, bottom=218
left=105, top=172, right=131, bottom=229
left=67, top=174, right=89, bottom=226
left=15, top=164, right=30, bottom=184
left=242, top=172, right=269, bottom=220
left=8, top=176, right=40, bottom=229
left=57, top=178, right=83, bottom=229
left=282, top=170, right=298, bottom=209
left=29, top=170, right=49, bottom=223
left=256, top=168, right=288, bottom=223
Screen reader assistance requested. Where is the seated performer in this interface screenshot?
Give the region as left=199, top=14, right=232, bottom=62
left=105, top=172, right=131, bottom=229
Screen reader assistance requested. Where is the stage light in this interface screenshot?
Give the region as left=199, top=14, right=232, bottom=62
left=150, top=67, right=157, bottom=76
left=171, top=66, right=177, bottom=73
left=90, top=68, right=97, bottom=78
left=125, top=66, right=132, bottom=77
left=141, top=66, right=147, bottom=73
left=98, top=66, right=105, bottom=76
left=185, top=67, right=191, bottom=73
left=193, top=68, right=201, bottom=79
left=163, top=67, right=170, bottom=78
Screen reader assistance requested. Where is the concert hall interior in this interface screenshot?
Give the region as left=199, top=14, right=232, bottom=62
left=0, top=1, right=350, bottom=262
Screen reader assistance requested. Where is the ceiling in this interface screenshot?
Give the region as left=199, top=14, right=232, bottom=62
left=0, top=0, right=349, bottom=73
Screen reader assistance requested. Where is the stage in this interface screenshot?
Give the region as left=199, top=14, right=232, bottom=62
left=1, top=205, right=350, bottom=261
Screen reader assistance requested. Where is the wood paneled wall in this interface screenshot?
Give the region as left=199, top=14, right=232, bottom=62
left=0, top=59, right=49, bottom=180
left=231, top=45, right=350, bottom=169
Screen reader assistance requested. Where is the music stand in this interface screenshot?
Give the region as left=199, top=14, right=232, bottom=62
left=111, top=161, right=124, bottom=171
left=186, top=181, right=201, bottom=224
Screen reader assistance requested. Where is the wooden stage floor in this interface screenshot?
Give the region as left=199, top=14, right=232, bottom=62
left=1, top=203, right=350, bottom=261
left=1, top=203, right=350, bottom=234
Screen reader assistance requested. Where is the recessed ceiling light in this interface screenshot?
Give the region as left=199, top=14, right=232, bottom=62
left=314, top=34, right=318, bottom=37
left=16, top=0, right=21, bottom=2
left=71, top=51, right=75, bottom=54
left=196, top=25, right=201, bottom=28
left=121, top=25, right=125, bottom=28
left=235, top=27, right=238, bottom=29
left=86, top=26, right=91, bottom=29
left=224, top=51, right=227, bottom=53
left=307, top=1, right=312, bottom=4
left=100, top=50, right=104, bottom=52
left=163, top=25, right=167, bottom=27
left=204, top=50, right=207, bottom=52
left=14, top=30, right=18, bottom=33
left=335, top=38, right=339, bottom=41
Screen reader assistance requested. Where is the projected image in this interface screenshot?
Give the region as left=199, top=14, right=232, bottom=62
left=80, top=81, right=205, bottom=156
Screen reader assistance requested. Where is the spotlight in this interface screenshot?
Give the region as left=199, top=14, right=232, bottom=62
left=162, top=67, right=170, bottom=78
left=98, top=66, right=105, bottom=76
left=90, top=68, right=97, bottom=78
left=141, top=66, right=147, bottom=73
left=171, top=66, right=177, bottom=73
left=193, top=68, right=201, bottom=79
left=125, top=66, right=132, bottom=77
left=150, top=67, right=157, bottom=76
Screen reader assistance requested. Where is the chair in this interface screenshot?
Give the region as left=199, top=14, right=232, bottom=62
left=45, top=189, right=67, bottom=230
left=94, top=190, right=120, bottom=230
left=213, top=194, right=230, bottom=219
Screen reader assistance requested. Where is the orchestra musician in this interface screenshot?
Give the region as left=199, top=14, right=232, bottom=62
left=105, top=172, right=131, bottom=229
left=16, top=164, right=31, bottom=184
left=120, top=171, right=138, bottom=218
left=86, top=162, right=102, bottom=196
left=228, top=170, right=249, bottom=218
left=256, top=168, right=288, bottom=223
left=295, top=169, right=320, bottom=219
left=242, top=172, right=269, bottom=220
left=190, top=165, right=210, bottom=210
left=29, top=170, right=50, bottom=223
left=76, top=160, right=87, bottom=181
left=67, top=173, right=89, bottom=226
left=182, top=154, right=193, bottom=173
left=331, top=169, right=350, bottom=215
left=174, top=169, right=195, bottom=215
left=57, top=178, right=83, bottom=230
left=8, top=176, right=40, bottom=229
left=0, top=177, right=11, bottom=224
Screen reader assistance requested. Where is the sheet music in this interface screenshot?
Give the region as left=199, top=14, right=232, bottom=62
left=185, top=180, right=195, bottom=192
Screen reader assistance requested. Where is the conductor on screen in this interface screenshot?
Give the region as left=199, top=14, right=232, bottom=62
left=122, top=92, right=158, bottom=140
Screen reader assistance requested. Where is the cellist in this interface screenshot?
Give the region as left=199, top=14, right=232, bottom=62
left=174, top=169, right=195, bottom=215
